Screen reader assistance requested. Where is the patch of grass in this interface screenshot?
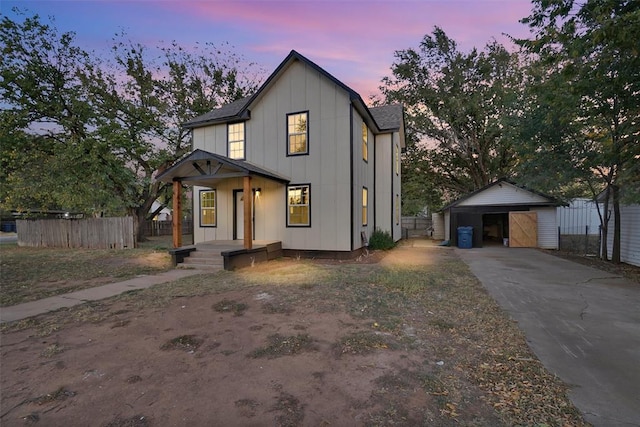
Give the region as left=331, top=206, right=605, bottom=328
left=261, top=301, right=294, bottom=315
left=248, top=333, right=314, bottom=359
left=334, top=331, right=395, bottom=356
left=105, top=415, right=150, bottom=427
left=160, top=335, right=203, bottom=352
left=271, top=392, right=304, bottom=427
left=40, top=343, right=64, bottom=358
left=212, top=299, right=248, bottom=316
left=235, top=398, right=260, bottom=418
left=429, top=318, right=455, bottom=331
left=31, top=387, right=76, bottom=405
left=126, top=375, right=143, bottom=384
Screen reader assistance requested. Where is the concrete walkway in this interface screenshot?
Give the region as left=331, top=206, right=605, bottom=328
left=0, top=269, right=206, bottom=323
left=456, top=246, right=640, bottom=427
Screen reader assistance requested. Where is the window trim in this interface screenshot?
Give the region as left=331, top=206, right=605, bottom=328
left=286, top=111, right=309, bottom=156
left=362, top=186, right=368, bottom=226
left=199, top=189, right=217, bottom=227
left=227, top=121, right=245, bottom=160
left=286, top=183, right=311, bottom=227
left=362, top=122, right=368, bottom=162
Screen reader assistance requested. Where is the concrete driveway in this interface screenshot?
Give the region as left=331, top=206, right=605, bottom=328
left=456, top=246, right=640, bottom=427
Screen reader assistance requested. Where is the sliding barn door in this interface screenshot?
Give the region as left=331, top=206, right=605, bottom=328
left=509, top=211, right=538, bottom=247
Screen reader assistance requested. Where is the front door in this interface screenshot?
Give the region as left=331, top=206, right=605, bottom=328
left=234, top=190, right=244, bottom=240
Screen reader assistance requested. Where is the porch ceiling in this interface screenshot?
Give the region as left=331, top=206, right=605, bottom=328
left=156, top=149, right=290, bottom=186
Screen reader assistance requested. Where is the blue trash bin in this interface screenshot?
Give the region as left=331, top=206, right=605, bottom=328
left=457, top=226, right=473, bottom=249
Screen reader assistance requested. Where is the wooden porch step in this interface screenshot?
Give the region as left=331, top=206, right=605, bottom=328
left=178, top=248, right=224, bottom=270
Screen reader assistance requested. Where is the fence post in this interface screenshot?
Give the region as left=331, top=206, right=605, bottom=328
left=585, top=225, right=589, bottom=255
left=558, top=226, right=561, bottom=250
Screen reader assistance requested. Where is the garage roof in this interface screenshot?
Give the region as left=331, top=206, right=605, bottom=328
left=440, top=178, right=564, bottom=211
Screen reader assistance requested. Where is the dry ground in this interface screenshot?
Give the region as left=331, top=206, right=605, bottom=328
left=0, top=241, right=588, bottom=426
left=0, top=242, right=172, bottom=307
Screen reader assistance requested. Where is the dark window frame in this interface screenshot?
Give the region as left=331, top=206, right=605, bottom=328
left=362, top=122, right=368, bottom=163
left=286, top=111, right=309, bottom=156
left=362, top=186, right=368, bottom=226
left=286, top=183, right=311, bottom=227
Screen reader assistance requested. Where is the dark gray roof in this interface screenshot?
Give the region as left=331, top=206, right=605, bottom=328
left=183, top=97, right=251, bottom=128
left=439, top=178, right=565, bottom=211
left=156, top=149, right=290, bottom=184
left=369, top=104, right=403, bottom=131
left=181, top=50, right=404, bottom=134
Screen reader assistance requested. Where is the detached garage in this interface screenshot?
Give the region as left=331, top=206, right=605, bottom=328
left=435, top=179, right=563, bottom=249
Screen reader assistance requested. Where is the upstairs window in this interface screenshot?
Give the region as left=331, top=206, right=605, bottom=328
left=396, top=194, right=400, bottom=225
left=228, top=122, right=245, bottom=160
left=287, top=112, right=308, bottom=155
left=287, top=184, right=310, bottom=226
left=362, top=123, right=368, bottom=162
left=395, top=144, right=400, bottom=175
left=200, top=190, right=216, bottom=227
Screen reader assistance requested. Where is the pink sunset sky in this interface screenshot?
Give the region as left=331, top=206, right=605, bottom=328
left=3, top=0, right=535, bottom=100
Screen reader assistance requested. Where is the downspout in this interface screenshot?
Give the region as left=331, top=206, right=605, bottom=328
left=391, top=133, right=395, bottom=236
left=373, top=133, right=377, bottom=230
left=350, top=104, right=354, bottom=251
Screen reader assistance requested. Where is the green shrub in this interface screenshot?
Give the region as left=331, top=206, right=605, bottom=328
left=368, top=228, right=396, bottom=250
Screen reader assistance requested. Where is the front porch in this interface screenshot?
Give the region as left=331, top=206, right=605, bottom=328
left=169, top=240, right=282, bottom=271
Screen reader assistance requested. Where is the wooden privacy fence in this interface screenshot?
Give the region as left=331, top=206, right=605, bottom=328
left=401, top=216, right=433, bottom=237
left=141, top=219, right=193, bottom=237
left=16, top=217, right=135, bottom=249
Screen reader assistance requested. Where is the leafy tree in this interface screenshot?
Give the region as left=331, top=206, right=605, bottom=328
left=517, top=0, right=640, bottom=262
left=1, top=11, right=262, bottom=241
left=380, top=27, right=524, bottom=209
left=0, top=11, right=122, bottom=214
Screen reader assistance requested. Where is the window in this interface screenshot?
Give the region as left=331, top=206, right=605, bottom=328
left=200, top=190, right=216, bottom=227
left=395, top=144, right=400, bottom=175
left=287, top=185, right=310, bottom=226
left=287, top=112, right=308, bottom=155
left=395, top=194, right=400, bottom=225
left=362, top=123, right=368, bottom=162
left=228, top=122, right=245, bottom=160
left=362, top=187, right=368, bottom=226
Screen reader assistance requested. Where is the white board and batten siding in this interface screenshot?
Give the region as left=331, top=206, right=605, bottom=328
left=431, top=212, right=445, bottom=240
left=457, top=182, right=551, bottom=206
left=606, top=204, right=640, bottom=267
left=532, top=207, right=559, bottom=249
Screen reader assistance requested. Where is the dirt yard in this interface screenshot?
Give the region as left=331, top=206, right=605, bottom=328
left=0, top=241, right=587, bottom=426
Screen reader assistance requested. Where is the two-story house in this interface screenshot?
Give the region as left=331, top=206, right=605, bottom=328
left=158, top=50, right=404, bottom=268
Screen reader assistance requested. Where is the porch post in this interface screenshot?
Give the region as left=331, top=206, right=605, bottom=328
left=243, top=175, right=252, bottom=250
left=172, top=179, right=182, bottom=248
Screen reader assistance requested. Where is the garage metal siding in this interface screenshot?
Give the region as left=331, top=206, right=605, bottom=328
left=606, top=204, right=640, bottom=267
left=532, top=207, right=559, bottom=249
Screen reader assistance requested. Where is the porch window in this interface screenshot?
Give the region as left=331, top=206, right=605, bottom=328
left=287, top=184, right=310, bottom=226
left=362, top=187, right=368, bottom=226
left=362, top=123, right=368, bottom=162
left=287, top=111, right=308, bottom=155
left=228, top=122, right=245, bottom=160
left=200, top=189, right=216, bottom=227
